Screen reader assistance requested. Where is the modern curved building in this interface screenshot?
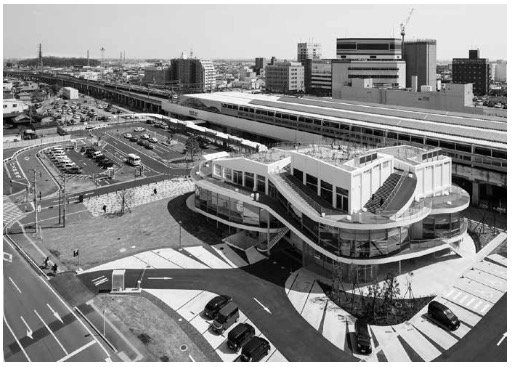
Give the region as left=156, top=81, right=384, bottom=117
left=190, top=143, right=470, bottom=282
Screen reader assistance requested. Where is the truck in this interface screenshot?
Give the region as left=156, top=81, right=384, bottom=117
left=62, top=87, right=79, bottom=100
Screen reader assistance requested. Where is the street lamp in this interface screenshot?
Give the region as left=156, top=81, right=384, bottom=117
left=179, top=221, right=182, bottom=249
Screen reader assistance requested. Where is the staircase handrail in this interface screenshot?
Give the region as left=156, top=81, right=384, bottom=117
left=380, top=170, right=409, bottom=211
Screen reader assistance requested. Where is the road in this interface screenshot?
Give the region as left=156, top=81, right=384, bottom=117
left=434, top=293, right=507, bottom=362
left=3, top=238, right=111, bottom=362
left=78, top=260, right=358, bottom=362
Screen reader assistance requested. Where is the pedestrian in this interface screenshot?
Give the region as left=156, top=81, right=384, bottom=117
left=153, top=188, right=157, bottom=195
left=102, top=204, right=107, bottom=213
left=52, top=263, right=58, bottom=274
left=44, top=256, right=49, bottom=269
left=380, top=198, right=384, bottom=206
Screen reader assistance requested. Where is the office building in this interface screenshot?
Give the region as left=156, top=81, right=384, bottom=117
left=143, top=66, right=171, bottom=85
left=170, top=55, right=216, bottom=92
left=192, top=143, right=469, bottom=282
left=452, top=50, right=490, bottom=96
left=297, top=42, right=322, bottom=63
left=304, top=59, right=332, bottom=96
left=334, top=38, right=406, bottom=88
left=493, top=60, right=507, bottom=82
left=265, top=61, right=304, bottom=94
left=403, top=39, right=437, bottom=91
left=254, top=58, right=266, bottom=75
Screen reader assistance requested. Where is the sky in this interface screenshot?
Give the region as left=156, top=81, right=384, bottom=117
left=2, top=3, right=508, bottom=61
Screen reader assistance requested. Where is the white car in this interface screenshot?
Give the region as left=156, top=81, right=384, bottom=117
left=148, top=137, right=158, bottom=143
left=141, top=134, right=150, bottom=140
left=123, top=133, right=133, bottom=139
left=134, top=127, right=145, bottom=132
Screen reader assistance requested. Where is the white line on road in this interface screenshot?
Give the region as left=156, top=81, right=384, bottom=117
left=253, top=298, right=272, bottom=314
left=57, top=340, right=97, bottom=362
left=36, top=274, right=111, bottom=358
left=34, top=309, right=68, bottom=354
left=47, top=304, right=64, bottom=323
left=4, top=316, right=31, bottom=362
left=189, top=355, right=196, bottom=362
left=20, top=316, right=33, bottom=339
left=93, top=278, right=108, bottom=286
left=9, top=277, right=22, bottom=294
left=92, top=275, right=105, bottom=282
left=497, top=332, right=507, bottom=346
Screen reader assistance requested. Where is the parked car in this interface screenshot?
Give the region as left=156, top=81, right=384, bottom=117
left=227, top=323, right=255, bottom=352
left=204, top=295, right=232, bottom=319
left=240, top=337, right=271, bottom=362
left=137, top=139, right=145, bottom=146
left=141, top=134, right=150, bottom=140
left=123, top=133, right=133, bottom=139
left=134, top=127, right=145, bottom=132
left=144, top=142, right=154, bottom=150
left=354, top=319, right=372, bottom=354
left=211, top=302, right=239, bottom=334
left=427, top=301, right=460, bottom=331
left=101, top=159, right=114, bottom=168
left=65, top=166, right=83, bottom=174
left=129, top=136, right=139, bottom=142
left=148, top=137, right=158, bottom=143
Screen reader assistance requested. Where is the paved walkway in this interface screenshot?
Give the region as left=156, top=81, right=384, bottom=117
left=3, top=196, right=26, bottom=225
left=81, top=244, right=257, bottom=274
left=144, top=289, right=287, bottom=362
left=285, top=236, right=508, bottom=362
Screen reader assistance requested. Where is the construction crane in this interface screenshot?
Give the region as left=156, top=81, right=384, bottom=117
left=400, top=8, right=415, bottom=56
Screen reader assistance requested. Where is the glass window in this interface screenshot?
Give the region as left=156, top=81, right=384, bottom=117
left=257, top=175, right=266, bottom=192
left=233, top=170, right=243, bottom=185
left=336, top=186, right=349, bottom=211
left=244, top=172, right=254, bottom=189
left=224, top=167, right=232, bottom=181
left=213, top=164, right=221, bottom=176
left=320, top=180, right=333, bottom=204
left=306, top=174, right=318, bottom=192
left=293, top=168, right=303, bottom=182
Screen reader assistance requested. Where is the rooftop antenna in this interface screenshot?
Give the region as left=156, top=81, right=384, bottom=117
left=190, top=49, right=194, bottom=59
left=87, top=50, right=90, bottom=67
left=100, top=47, right=105, bottom=67
left=38, top=43, right=43, bottom=70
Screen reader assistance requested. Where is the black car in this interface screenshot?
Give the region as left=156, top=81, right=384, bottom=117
left=240, top=337, right=270, bottom=362
left=129, top=136, right=139, bottom=142
left=204, top=295, right=232, bottom=319
left=354, top=319, right=372, bottom=354
left=227, top=323, right=255, bottom=352
left=65, top=166, right=83, bottom=174
left=101, top=160, right=114, bottom=168
left=137, top=139, right=145, bottom=146
left=427, top=301, right=460, bottom=331
left=95, top=154, right=107, bottom=162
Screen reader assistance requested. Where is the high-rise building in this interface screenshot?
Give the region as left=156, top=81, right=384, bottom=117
left=297, top=42, right=322, bottom=63
left=403, top=39, right=437, bottom=91
left=451, top=50, right=490, bottom=96
left=254, top=57, right=266, bottom=75
left=333, top=38, right=406, bottom=88
left=143, top=66, right=171, bottom=84
left=265, top=61, right=304, bottom=94
left=304, top=59, right=332, bottom=96
left=494, top=60, right=507, bottom=82
left=170, top=54, right=216, bottom=92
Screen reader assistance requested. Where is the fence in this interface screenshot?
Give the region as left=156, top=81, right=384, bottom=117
left=3, top=135, right=72, bottom=150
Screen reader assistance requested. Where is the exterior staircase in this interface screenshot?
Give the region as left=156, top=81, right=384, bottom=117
left=364, top=171, right=403, bottom=214
left=265, top=227, right=290, bottom=252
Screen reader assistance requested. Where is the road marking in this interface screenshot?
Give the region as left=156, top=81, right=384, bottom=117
left=9, top=277, right=22, bottom=294
left=497, top=332, right=507, bottom=346
left=57, top=340, right=96, bottom=362
left=47, top=304, right=64, bottom=323
left=480, top=304, right=490, bottom=313
left=465, top=299, right=475, bottom=307
left=4, top=252, right=13, bottom=262
left=34, top=309, right=68, bottom=354
left=472, top=301, right=482, bottom=310
left=452, top=292, right=461, bottom=301
left=92, top=275, right=105, bottom=282
left=36, top=274, right=111, bottom=358
left=147, top=277, right=173, bottom=280
left=189, top=355, right=196, bottom=362
left=20, top=316, right=33, bottom=339
left=458, top=294, right=468, bottom=304
left=3, top=316, right=31, bottom=362
left=254, top=298, right=272, bottom=314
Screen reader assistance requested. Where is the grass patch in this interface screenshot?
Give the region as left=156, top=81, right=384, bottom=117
left=95, top=294, right=209, bottom=362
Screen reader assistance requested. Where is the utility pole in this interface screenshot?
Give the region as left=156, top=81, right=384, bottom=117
left=60, top=174, right=67, bottom=227
left=32, top=170, right=40, bottom=233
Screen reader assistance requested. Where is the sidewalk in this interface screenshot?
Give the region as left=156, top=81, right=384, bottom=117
left=286, top=232, right=507, bottom=362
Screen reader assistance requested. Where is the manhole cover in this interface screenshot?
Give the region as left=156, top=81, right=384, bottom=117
left=219, top=247, right=224, bottom=251
left=180, top=344, right=188, bottom=352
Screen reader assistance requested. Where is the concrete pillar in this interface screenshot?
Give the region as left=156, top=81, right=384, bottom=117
left=472, top=181, right=480, bottom=205
left=485, top=184, right=492, bottom=196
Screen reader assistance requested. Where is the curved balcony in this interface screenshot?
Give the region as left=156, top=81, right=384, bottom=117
left=426, top=185, right=470, bottom=214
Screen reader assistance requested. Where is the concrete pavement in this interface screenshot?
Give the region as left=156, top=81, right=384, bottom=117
left=3, top=238, right=111, bottom=362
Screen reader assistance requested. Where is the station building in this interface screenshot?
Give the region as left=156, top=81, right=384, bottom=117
left=191, top=143, right=470, bottom=282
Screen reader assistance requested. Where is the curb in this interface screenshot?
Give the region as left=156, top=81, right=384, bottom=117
left=73, top=306, right=118, bottom=353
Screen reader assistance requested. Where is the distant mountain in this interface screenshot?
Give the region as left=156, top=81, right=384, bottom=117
left=17, top=56, right=101, bottom=67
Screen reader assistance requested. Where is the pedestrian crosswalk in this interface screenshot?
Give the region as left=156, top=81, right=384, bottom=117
left=3, top=196, right=25, bottom=225
left=288, top=252, right=508, bottom=362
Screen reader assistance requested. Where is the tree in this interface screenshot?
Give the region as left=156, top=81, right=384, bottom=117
left=381, top=272, right=401, bottom=317
left=185, top=135, right=201, bottom=162
left=117, top=189, right=133, bottom=216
